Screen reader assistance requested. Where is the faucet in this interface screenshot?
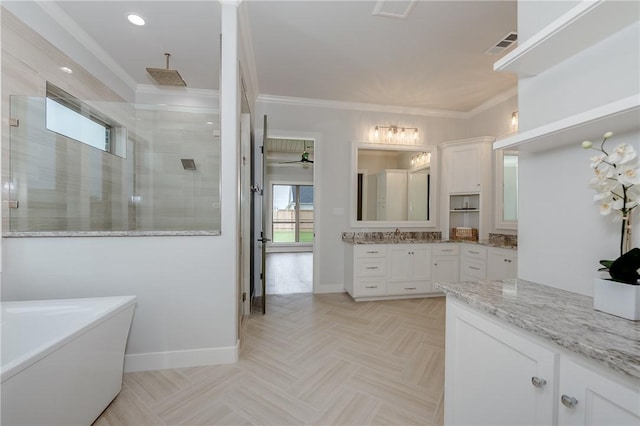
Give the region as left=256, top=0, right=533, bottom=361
left=394, top=228, right=401, bottom=238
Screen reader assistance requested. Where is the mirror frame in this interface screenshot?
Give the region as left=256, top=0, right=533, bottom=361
left=350, top=142, right=437, bottom=228
left=494, top=149, right=518, bottom=230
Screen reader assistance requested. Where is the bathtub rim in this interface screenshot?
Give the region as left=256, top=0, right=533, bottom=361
left=1, top=295, right=136, bottom=383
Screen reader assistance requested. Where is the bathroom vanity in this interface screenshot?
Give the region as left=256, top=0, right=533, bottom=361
left=342, top=233, right=517, bottom=301
left=436, top=279, right=640, bottom=426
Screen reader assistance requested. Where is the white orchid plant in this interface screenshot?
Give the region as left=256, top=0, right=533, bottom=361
left=583, top=132, right=640, bottom=283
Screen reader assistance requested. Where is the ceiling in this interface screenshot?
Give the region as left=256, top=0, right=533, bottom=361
left=29, top=0, right=518, bottom=113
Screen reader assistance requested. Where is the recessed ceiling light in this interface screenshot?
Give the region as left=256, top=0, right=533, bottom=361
left=127, top=14, right=145, bottom=26
left=59, top=66, right=73, bottom=74
left=206, top=121, right=214, bottom=125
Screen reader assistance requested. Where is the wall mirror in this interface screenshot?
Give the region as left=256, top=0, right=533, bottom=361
left=495, top=150, right=518, bottom=230
left=351, top=142, right=436, bottom=228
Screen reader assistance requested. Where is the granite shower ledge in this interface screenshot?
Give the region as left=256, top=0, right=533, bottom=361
left=3, top=230, right=221, bottom=238
left=435, top=279, right=640, bottom=382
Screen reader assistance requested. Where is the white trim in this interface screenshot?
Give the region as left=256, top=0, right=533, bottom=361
left=257, top=87, right=518, bottom=119
left=124, top=345, right=238, bottom=372
left=314, top=284, right=346, bottom=294
left=257, top=94, right=468, bottom=119
left=466, top=87, right=518, bottom=117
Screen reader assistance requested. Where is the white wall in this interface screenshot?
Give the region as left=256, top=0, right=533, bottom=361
left=255, top=100, right=464, bottom=291
left=1, top=5, right=239, bottom=371
left=516, top=3, right=640, bottom=296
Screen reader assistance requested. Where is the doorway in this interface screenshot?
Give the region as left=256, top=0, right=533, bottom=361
left=265, top=139, right=314, bottom=295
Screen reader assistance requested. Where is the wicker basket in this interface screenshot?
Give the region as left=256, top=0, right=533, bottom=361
left=451, top=227, right=478, bottom=241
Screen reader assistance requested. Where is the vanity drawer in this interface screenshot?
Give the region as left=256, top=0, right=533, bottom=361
left=461, top=259, right=486, bottom=280
left=433, top=244, right=460, bottom=256
left=356, top=259, right=386, bottom=276
left=355, top=245, right=386, bottom=258
left=386, top=280, right=432, bottom=295
left=355, top=278, right=385, bottom=296
left=462, top=245, right=487, bottom=260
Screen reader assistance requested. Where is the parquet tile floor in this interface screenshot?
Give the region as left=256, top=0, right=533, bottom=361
left=94, top=293, right=445, bottom=426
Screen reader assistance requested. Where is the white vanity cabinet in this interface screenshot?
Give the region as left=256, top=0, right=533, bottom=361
left=558, top=358, right=639, bottom=426
left=448, top=144, right=484, bottom=194
left=387, top=244, right=432, bottom=295
left=460, top=244, right=487, bottom=281
left=344, top=245, right=386, bottom=299
left=487, top=247, right=518, bottom=280
left=445, top=300, right=557, bottom=426
left=432, top=244, right=459, bottom=283
left=445, top=299, right=640, bottom=426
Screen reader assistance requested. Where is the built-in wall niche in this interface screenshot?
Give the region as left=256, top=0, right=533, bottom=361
left=351, top=142, right=437, bottom=228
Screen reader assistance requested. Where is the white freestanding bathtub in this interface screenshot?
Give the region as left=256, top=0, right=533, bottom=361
left=1, top=295, right=136, bottom=426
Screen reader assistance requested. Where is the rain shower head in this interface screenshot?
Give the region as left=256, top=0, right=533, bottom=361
left=146, top=53, right=186, bottom=87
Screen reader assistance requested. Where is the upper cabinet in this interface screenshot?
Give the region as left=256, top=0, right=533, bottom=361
left=493, top=0, right=640, bottom=153
left=440, top=137, right=493, bottom=240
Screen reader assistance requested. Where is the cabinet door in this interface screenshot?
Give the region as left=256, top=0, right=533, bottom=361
left=411, top=246, right=432, bottom=281
left=445, top=300, right=557, bottom=426
left=433, top=255, right=459, bottom=283
left=450, top=145, right=480, bottom=193
left=387, top=246, right=412, bottom=282
left=558, top=358, right=640, bottom=426
left=487, top=249, right=517, bottom=280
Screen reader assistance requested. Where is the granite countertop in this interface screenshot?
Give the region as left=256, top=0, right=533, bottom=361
left=341, top=231, right=517, bottom=249
left=434, top=279, right=640, bottom=382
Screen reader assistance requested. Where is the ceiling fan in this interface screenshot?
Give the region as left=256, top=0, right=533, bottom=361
left=271, top=142, right=314, bottom=166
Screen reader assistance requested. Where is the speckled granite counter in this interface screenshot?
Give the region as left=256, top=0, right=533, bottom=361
left=435, top=279, right=640, bottom=381
left=341, top=231, right=517, bottom=249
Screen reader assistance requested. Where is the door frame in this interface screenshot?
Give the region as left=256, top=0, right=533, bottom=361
left=253, top=128, right=321, bottom=294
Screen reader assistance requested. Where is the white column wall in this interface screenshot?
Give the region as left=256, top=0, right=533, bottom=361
left=516, top=3, right=640, bottom=296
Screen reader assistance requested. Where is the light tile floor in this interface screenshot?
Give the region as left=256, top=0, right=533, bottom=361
left=94, top=293, right=445, bottom=425
left=266, top=252, right=313, bottom=294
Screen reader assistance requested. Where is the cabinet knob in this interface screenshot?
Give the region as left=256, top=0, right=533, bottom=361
left=561, top=395, right=578, bottom=408
left=531, top=377, right=547, bottom=388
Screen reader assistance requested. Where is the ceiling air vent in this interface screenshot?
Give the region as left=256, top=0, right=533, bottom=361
left=372, top=0, right=416, bottom=19
left=484, top=32, right=518, bottom=55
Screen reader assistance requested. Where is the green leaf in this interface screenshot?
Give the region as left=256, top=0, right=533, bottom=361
left=599, top=259, right=614, bottom=270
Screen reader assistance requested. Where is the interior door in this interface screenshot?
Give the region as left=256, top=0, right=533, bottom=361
left=252, top=115, right=269, bottom=314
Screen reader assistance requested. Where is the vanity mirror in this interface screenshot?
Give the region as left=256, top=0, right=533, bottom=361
left=495, top=150, right=518, bottom=230
left=351, top=143, right=437, bottom=228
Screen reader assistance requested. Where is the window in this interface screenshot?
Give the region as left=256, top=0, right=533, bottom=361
left=45, top=82, right=126, bottom=158
left=272, top=184, right=314, bottom=243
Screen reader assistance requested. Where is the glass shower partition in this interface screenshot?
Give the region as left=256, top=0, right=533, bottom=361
left=6, top=96, right=221, bottom=234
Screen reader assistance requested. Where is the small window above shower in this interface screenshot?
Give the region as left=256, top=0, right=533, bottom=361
left=45, top=82, right=127, bottom=158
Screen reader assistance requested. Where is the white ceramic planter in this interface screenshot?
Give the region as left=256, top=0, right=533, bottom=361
left=593, top=277, right=640, bottom=321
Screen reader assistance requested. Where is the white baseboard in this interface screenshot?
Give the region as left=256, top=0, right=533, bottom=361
left=314, top=283, right=345, bottom=294
left=124, top=343, right=238, bottom=372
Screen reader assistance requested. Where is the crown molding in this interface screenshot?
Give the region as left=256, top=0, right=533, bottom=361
left=33, top=0, right=138, bottom=100
left=256, top=94, right=468, bottom=119
left=465, top=86, right=518, bottom=118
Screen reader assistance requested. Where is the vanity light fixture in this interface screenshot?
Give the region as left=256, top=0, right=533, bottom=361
left=373, top=125, right=419, bottom=143
left=127, top=14, right=146, bottom=26
left=410, top=152, right=431, bottom=168
left=511, top=111, right=519, bottom=131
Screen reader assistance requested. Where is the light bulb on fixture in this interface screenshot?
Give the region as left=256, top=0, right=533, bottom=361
left=413, top=129, right=418, bottom=141
left=511, top=111, right=519, bottom=130
left=374, top=126, right=379, bottom=139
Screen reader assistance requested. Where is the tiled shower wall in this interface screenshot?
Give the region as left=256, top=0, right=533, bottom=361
left=1, top=9, right=220, bottom=233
